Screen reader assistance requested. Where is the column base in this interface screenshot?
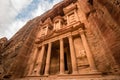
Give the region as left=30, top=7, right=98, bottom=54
left=28, top=73, right=42, bottom=77
left=72, top=71, right=79, bottom=75
left=58, top=73, right=68, bottom=77
left=58, top=73, right=65, bottom=75
left=44, top=73, right=49, bottom=76
left=90, top=70, right=102, bottom=74
left=78, top=69, right=102, bottom=75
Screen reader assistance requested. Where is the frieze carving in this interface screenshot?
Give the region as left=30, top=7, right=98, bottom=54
left=77, top=50, right=89, bottom=67
left=79, top=50, right=86, bottom=59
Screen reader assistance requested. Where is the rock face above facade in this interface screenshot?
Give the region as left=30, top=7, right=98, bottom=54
left=0, top=0, right=120, bottom=80
left=0, top=37, right=7, bottom=51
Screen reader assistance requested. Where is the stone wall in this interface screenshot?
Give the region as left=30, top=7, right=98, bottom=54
left=95, top=0, right=120, bottom=65
left=0, top=19, right=41, bottom=79
left=77, top=0, right=120, bottom=74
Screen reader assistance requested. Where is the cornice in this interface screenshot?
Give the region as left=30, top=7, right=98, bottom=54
left=63, top=4, right=77, bottom=14
left=53, top=16, right=64, bottom=23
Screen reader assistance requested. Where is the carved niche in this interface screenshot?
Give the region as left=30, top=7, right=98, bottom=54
left=53, top=16, right=64, bottom=30
left=37, top=18, right=53, bottom=38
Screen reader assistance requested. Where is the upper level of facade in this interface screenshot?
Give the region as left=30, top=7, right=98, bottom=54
left=35, top=0, right=84, bottom=43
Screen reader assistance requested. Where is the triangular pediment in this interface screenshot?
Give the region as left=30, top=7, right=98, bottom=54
left=43, top=17, right=53, bottom=25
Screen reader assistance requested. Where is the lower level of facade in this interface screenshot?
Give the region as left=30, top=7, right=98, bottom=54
left=15, top=75, right=120, bottom=80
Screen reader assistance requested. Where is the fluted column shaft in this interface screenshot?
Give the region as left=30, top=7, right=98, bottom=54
left=44, top=42, right=52, bottom=75
left=79, top=28, right=97, bottom=71
left=68, top=35, right=78, bottom=74
left=60, top=38, right=65, bottom=74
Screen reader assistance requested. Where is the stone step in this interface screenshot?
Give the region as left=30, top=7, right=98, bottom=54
left=14, top=75, right=120, bottom=80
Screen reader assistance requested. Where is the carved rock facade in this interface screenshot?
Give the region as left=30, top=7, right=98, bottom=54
left=0, top=0, right=120, bottom=80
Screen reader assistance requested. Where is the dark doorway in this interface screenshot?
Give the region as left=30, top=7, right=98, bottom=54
left=64, top=52, right=68, bottom=71
left=64, top=38, right=72, bottom=74
left=40, top=44, right=48, bottom=75
left=88, top=0, right=93, bottom=5
left=50, top=40, right=60, bottom=75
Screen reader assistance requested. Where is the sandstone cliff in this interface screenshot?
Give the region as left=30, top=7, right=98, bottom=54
left=0, top=0, right=120, bottom=79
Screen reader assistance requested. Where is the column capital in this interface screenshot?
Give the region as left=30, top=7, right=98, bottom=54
left=68, top=34, right=73, bottom=39
left=59, top=38, right=63, bottom=41
left=41, top=43, right=45, bottom=46
left=48, top=42, right=52, bottom=45
left=39, top=44, right=45, bottom=49
left=79, top=28, right=85, bottom=34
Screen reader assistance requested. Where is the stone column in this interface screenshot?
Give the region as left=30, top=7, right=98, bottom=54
left=44, top=42, right=52, bottom=75
left=60, top=38, right=65, bottom=74
left=79, top=28, right=98, bottom=72
left=54, top=23, right=56, bottom=30
left=27, top=47, right=38, bottom=76
left=45, top=27, right=48, bottom=35
left=67, top=16, right=69, bottom=25
left=74, top=10, right=79, bottom=21
left=35, top=44, right=45, bottom=76
left=68, top=35, right=78, bottom=74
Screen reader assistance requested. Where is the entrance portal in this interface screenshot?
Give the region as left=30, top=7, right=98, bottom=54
left=49, top=38, right=72, bottom=75
left=50, top=41, right=60, bottom=75
left=64, top=38, right=72, bottom=74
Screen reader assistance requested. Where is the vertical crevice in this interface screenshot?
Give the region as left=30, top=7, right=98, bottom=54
left=88, top=0, right=93, bottom=5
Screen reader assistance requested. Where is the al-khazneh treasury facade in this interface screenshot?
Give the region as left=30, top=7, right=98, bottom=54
left=0, top=0, right=120, bottom=80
